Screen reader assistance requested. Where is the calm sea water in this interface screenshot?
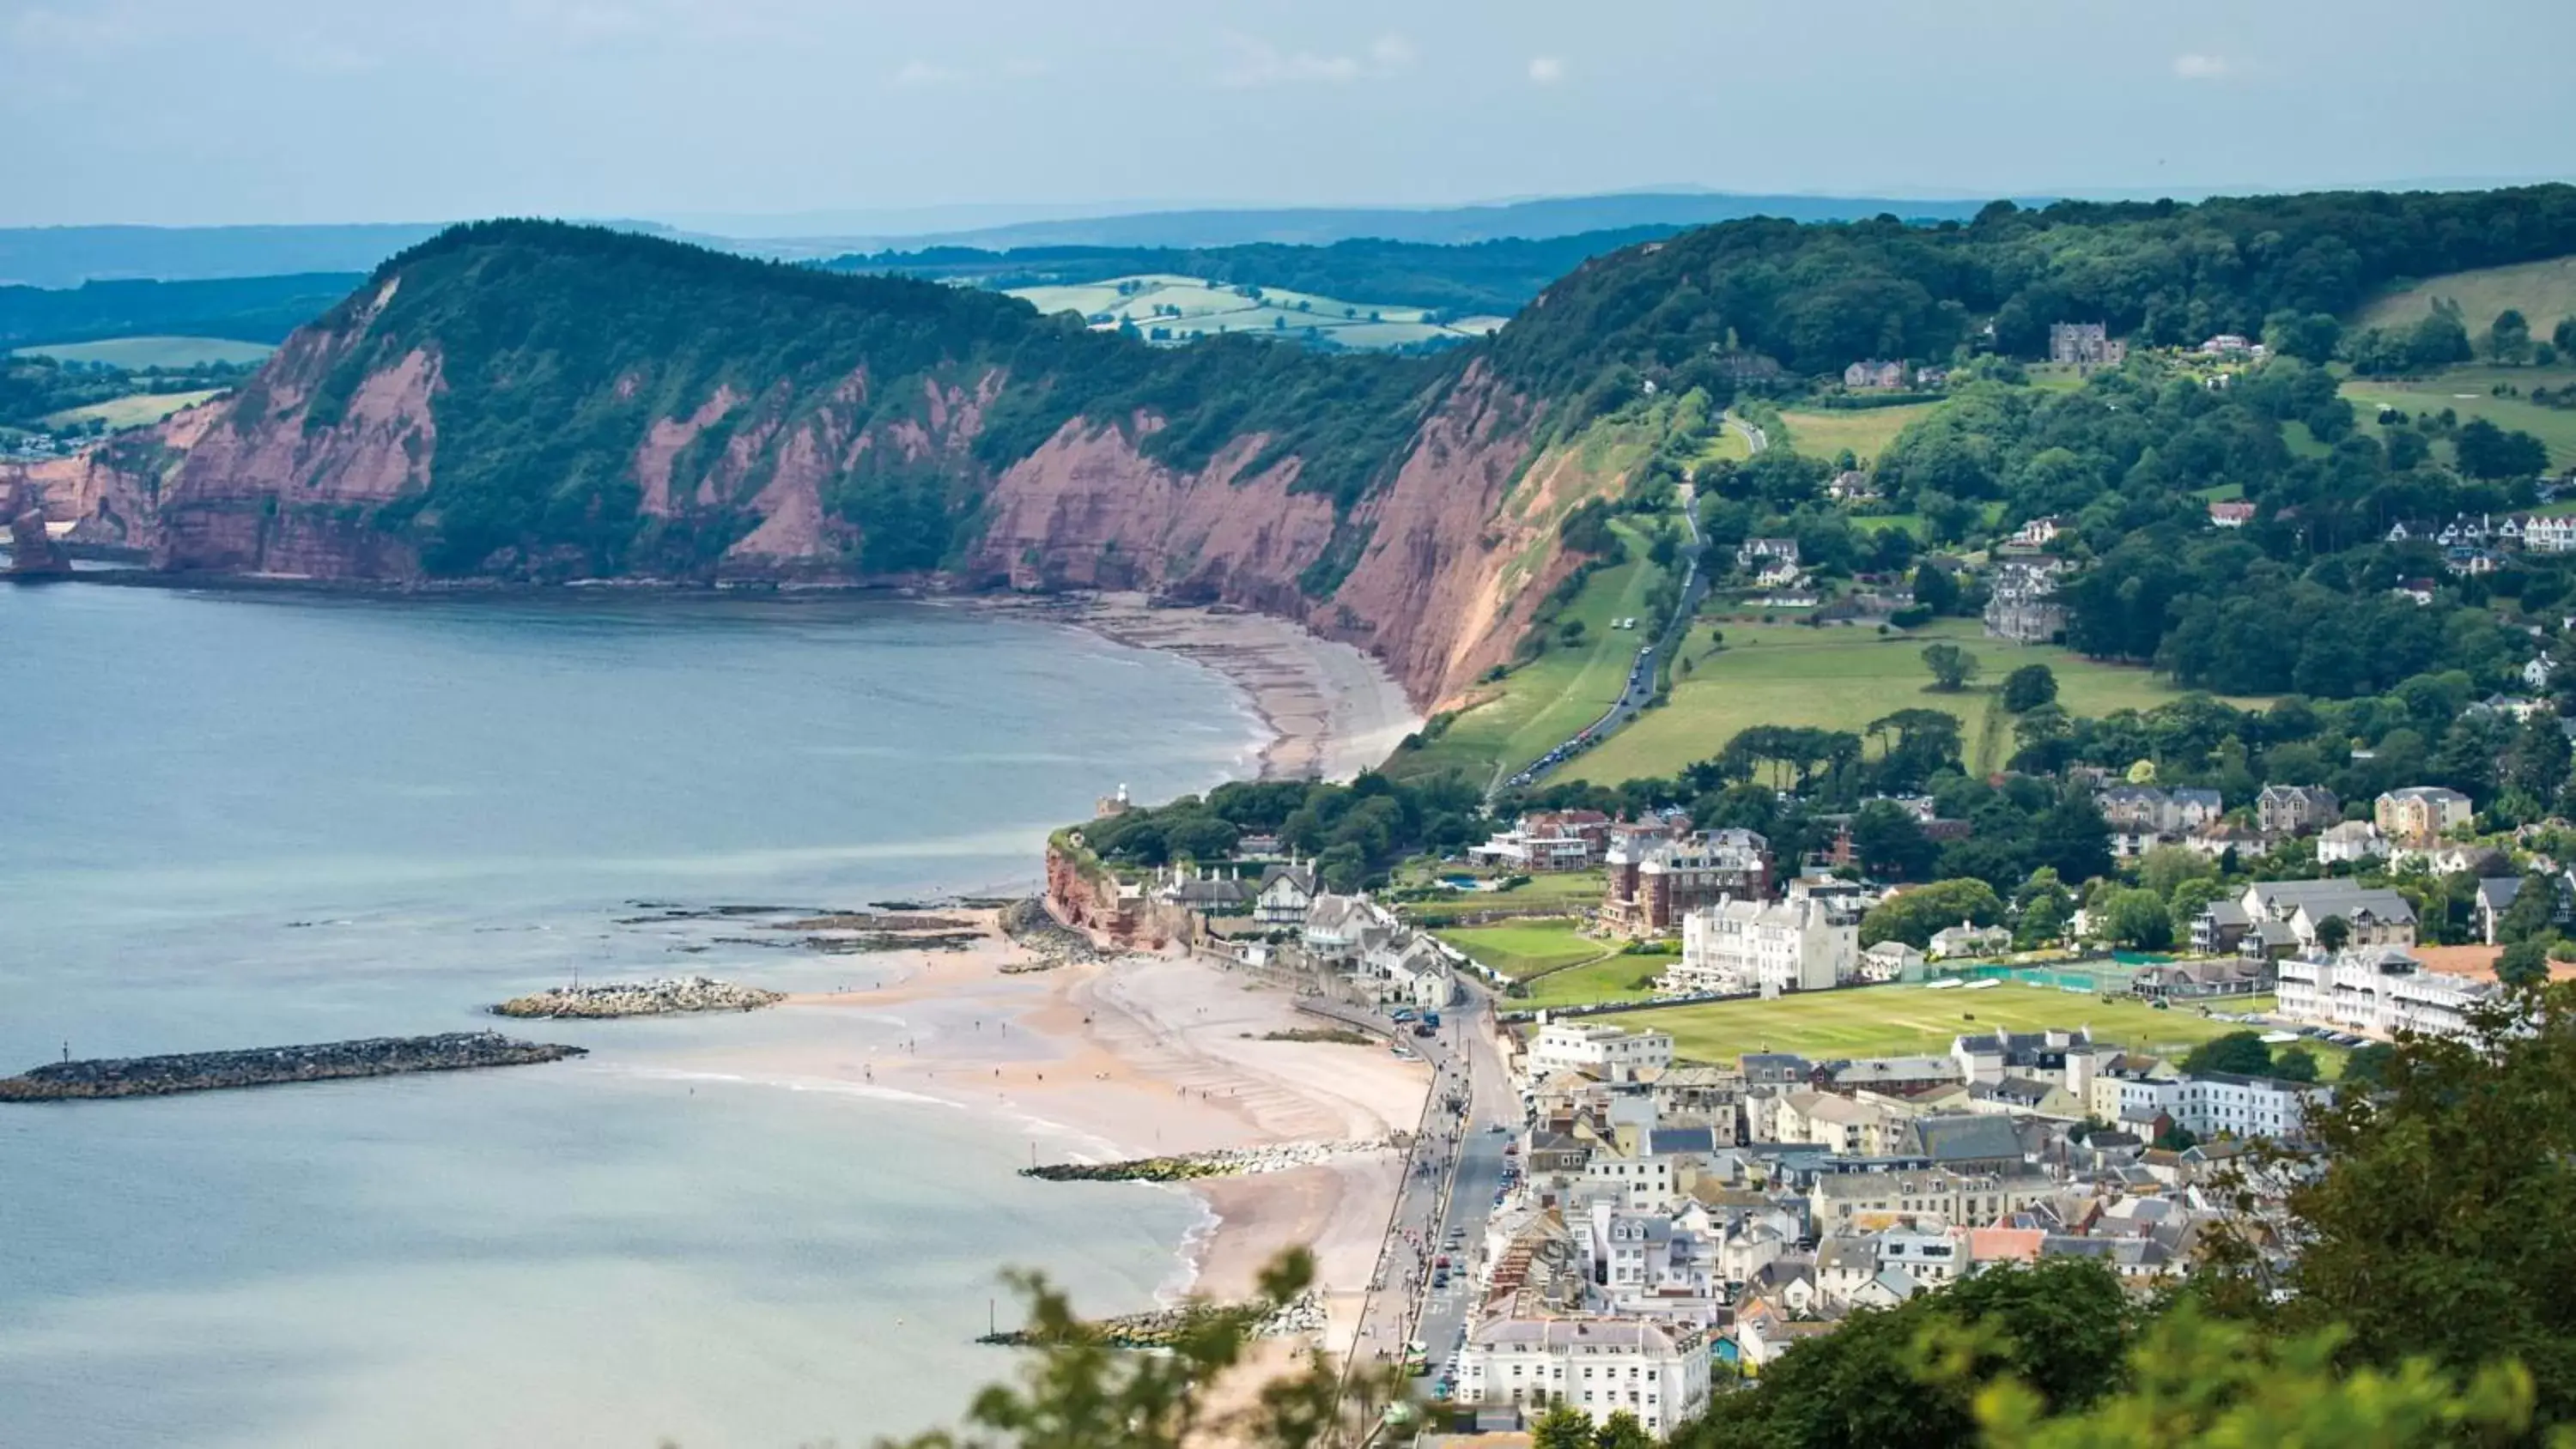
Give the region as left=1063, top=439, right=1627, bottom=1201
left=0, top=582, right=1259, bottom=1448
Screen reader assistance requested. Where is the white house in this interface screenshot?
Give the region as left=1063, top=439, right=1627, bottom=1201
left=2316, top=820, right=2390, bottom=865
left=2275, top=945, right=2501, bottom=1040
left=1456, top=1318, right=1711, bottom=1439
left=1663, top=888, right=1856, bottom=997
left=1530, top=1022, right=1674, bottom=1082
left=1928, top=921, right=2011, bottom=960
left=1255, top=864, right=1318, bottom=925
left=1858, top=940, right=1925, bottom=982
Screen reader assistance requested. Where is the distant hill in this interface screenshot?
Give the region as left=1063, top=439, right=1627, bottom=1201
left=0, top=226, right=454, bottom=288
left=0, top=273, right=366, bottom=349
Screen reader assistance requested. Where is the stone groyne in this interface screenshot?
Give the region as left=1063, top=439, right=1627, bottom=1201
left=1021, top=1137, right=1395, bottom=1184
left=0, top=1032, right=586, bottom=1101
left=493, top=977, right=785, bottom=1018
left=977, top=1290, right=1327, bottom=1349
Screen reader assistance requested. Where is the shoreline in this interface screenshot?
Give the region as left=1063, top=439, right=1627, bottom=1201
left=663, top=912, right=1426, bottom=1357
left=965, top=591, right=1424, bottom=784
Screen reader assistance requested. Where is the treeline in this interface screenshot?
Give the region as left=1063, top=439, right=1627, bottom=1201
left=0, top=272, right=365, bottom=349
left=818, top=227, right=1691, bottom=318
left=1487, top=185, right=2576, bottom=420
left=1, top=352, right=253, bottom=431
left=1073, top=772, right=1490, bottom=891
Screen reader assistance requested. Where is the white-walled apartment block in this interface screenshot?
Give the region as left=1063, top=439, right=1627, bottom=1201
left=1664, top=889, right=1856, bottom=996
left=1458, top=1318, right=1712, bottom=1439
left=1530, top=1022, right=1675, bottom=1082
left=2275, top=945, right=2500, bottom=1040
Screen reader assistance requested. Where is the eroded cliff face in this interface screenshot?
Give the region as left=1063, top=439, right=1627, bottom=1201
left=34, top=303, right=1615, bottom=711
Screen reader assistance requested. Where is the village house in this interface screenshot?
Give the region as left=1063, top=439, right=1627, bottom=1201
left=2256, top=784, right=2340, bottom=838
left=2375, top=785, right=2475, bottom=846
left=1468, top=809, right=1613, bottom=871
left=1857, top=939, right=1926, bottom=982
left=2047, top=321, right=2125, bottom=368
left=2207, top=500, right=2257, bottom=529
left=1254, top=863, right=1318, bottom=925
left=1455, top=1317, right=1711, bottom=1439
left=1926, top=920, right=2011, bottom=960
left=1528, top=1022, right=1675, bottom=1084
left=1828, top=469, right=1879, bottom=502
left=1737, top=537, right=1800, bottom=572
left=2316, top=819, right=2390, bottom=864
left=1844, top=359, right=1906, bottom=391
left=1984, top=559, right=2070, bottom=644
left=2006, top=516, right=2065, bottom=549
left=2192, top=880, right=2418, bottom=957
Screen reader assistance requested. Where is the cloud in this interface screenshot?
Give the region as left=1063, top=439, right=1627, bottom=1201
left=892, top=58, right=965, bottom=88
left=1217, top=31, right=1416, bottom=88
left=1527, top=55, right=1565, bottom=85
left=2172, top=52, right=2236, bottom=81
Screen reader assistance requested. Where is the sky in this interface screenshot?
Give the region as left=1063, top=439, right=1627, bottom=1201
left=3, top=0, right=2571, bottom=229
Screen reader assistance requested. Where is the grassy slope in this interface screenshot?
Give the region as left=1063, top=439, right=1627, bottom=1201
left=1775, top=402, right=1946, bottom=464
left=40, top=389, right=225, bottom=430
left=1567, top=618, right=2227, bottom=785
left=13, top=336, right=276, bottom=367
left=1624, top=982, right=2334, bottom=1071
left=1514, top=954, right=1676, bottom=1009
left=1430, top=919, right=1605, bottom=979
left=2353, top=256, right=2576, bottom=334
left=2341, top=364, right=2576, bottom=470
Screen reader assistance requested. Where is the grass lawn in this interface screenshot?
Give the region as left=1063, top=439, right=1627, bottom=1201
left=1510, top=954, right=1676, bottom=1010
left=2340, top=366, right=2576, bottom=470
left=14, top=336, right=275, bottom=368
left=2352, top=257, right=2576, bottom=336
left=1392, top=516, right=1673, bottom=785
left=1775, top=403, right=1946, bottom=464
left=1623, top=983, right=2335, bottom=1072
left=39, top=388, right=226, bottom=431
left=1430, top=919, right=1606, bottom=979
left=1397, top=870, right=1607, bottom=925
left=1564, top=619, right=2242, bottom=785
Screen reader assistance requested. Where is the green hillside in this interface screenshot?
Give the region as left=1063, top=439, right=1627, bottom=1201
left=15, top=336, right=276, bottom=368
left=2353, top=255, right=2576, bottom=336
left=1005, top=275, right=1501, bottom=351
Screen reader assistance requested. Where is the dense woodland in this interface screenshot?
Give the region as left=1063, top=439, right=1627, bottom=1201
left=0, top=272, right=364, bottom=349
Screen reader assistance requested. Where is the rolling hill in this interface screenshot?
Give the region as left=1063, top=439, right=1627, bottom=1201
left=2354, top=255, right=2576, bottom=335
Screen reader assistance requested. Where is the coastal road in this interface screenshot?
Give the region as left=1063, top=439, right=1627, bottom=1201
left=1503, top=483, right=1712, bottom=794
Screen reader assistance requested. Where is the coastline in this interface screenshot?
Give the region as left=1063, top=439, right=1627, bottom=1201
left=969, top=590, right=1424, bottom=784
left=663, top=913, right=1426, bottom=1357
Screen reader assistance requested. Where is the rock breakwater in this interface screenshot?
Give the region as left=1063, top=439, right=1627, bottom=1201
left=976, top=1291, right=1327, bottom=1349
left=997, top=897, right=1099, bottom=972
left=0, top=1032, right=585, bottom=1101
left=493, top=977, right=784, bottom=1018
left=1021, top=1137, right=1394, bottom=1184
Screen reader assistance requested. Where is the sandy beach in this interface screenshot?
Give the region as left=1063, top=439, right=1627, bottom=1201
left=965, top=591, right=1424, bottom=783
left=665, top=914, right=1427, bottom=1355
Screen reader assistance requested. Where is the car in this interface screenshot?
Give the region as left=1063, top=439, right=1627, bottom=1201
left=1435, top=1254, right=1451, bottom=1268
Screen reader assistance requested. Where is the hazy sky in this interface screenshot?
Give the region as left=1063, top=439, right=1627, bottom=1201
left=4, top=0, right=2570, bottom=228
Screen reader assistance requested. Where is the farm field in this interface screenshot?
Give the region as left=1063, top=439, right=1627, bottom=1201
left=1775, top=403, right=1945, bottom=464
left=14, top=336, right=275, bottom=367
left=1564, top=618, right=2237, bottom=785
left=1391, top=514, right=1673, bottom=785
left=2352, top=257, right=2576, bottom=336
left=2342, top=366, right=2576, bottom=470
left=1509, top=954, right=1676, bottom=1010
left=1005, top=274, right=1500, bottom=351
left=1430, top=919, right=1604, bottom=979
left=1621, top=982, right=2336, bottom=1073
left=40, top=389, right=225, bottom=431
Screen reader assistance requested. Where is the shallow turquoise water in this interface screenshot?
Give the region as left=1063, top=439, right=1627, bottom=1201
left=0, top=583, right=1253, bottom=1447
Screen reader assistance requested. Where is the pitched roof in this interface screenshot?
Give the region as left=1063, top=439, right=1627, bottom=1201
left=1913, top=1115, right=2028, bottom=1164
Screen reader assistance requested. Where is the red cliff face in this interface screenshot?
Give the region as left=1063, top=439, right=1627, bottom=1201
left=42, top=309, right=1618, bottom=713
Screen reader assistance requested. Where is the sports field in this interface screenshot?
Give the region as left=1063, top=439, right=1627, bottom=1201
left=1620, top=981, right=2318, bottom=1069
left=1775, top=403, right=1945, bottom=464
left=14, top=336, right=275, bottom=368
left=1565, top=619, right=2232, bottom=785
left=39, top=389, right=225, bottom=432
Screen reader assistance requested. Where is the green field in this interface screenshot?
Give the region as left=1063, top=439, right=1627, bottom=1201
left=1005, top=274, right=1500, bottom=352
left=40, top=389, right=226, bottom=431
left=1776, top=403, right=1945, bottom=464
left=2341, top=365, right=2576, bottom=470
left=15, top=336, right=275, bottom=368
left=1396, top=870, right=1607, bottom=925
left=1431, top=919, right=1607, bottom=979
left=1393, top=514, right=1674, bottom=785
left=1565, top=619, right=2234, bottom=785
left=1623, top=982, right=2329, bottom=1071
left=1510, top=954, right=1675, bottom=1010
left=2353, top=257, right=2576, bottom=336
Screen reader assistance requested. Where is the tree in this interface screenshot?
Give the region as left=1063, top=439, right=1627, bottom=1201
left=2097, top=887, right=2173, bottom=949
left=1859, top=876, right=2007, bottom=948
left=1530, top=1404, right=1595, bottom=1449
left=2262, top=309, right=2343, bottom=365
left=883, top=1246, right=1405, bottom=1449
left=2454, top=417, right=2550, bottom=479
left=2014, top=868, right=2076, bottom=949
left=2271, top=1043, right=2322, bottom=1083
left=2181, top=1030, right=2274, bottom=1077
left=2339, top=1040, right=2397, bottom=1088
left=2281, top=985, right=2576, bottom=1418
left=2407, top=309, right=2474, bottom=370
left=2001, top=663, right=2058, bottom=713
left=2488, top=307, right=2533, bottom=365
left=2312, top=913, right=2352, bottom=953
left=1590, top=1411, right=1655, bottom=1449
left=2135, top=844, right=2215, bottom=901
left=2498, top=938, right=2551, bottom=987
left=1921, top=642, right=1980, bottom=691
left=1912, top=561, right=1960, bottom=615
left=1851, top=799, right=1940, bottom=880
left=2557, top=315, right=2576, bottom=358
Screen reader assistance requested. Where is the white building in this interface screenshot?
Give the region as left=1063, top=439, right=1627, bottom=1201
left=1663, top=888, right=1856, bottom=996
left=2165, top=1071, right=2323, bottom=1142
left=1530, top=1022, right=1674, bottom=1083
left=2316, top=820, right=2390, bottom=865
left=2276, top=945, right=2501, bottom=1040
left=1457, top=1318, right=1712, bottom=1439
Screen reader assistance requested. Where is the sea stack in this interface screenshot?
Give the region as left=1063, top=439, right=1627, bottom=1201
left=3, top=476, right=71, bottom=578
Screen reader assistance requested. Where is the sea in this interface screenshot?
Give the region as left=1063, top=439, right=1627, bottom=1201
left=0, top=579, right=1265, bottom=1449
